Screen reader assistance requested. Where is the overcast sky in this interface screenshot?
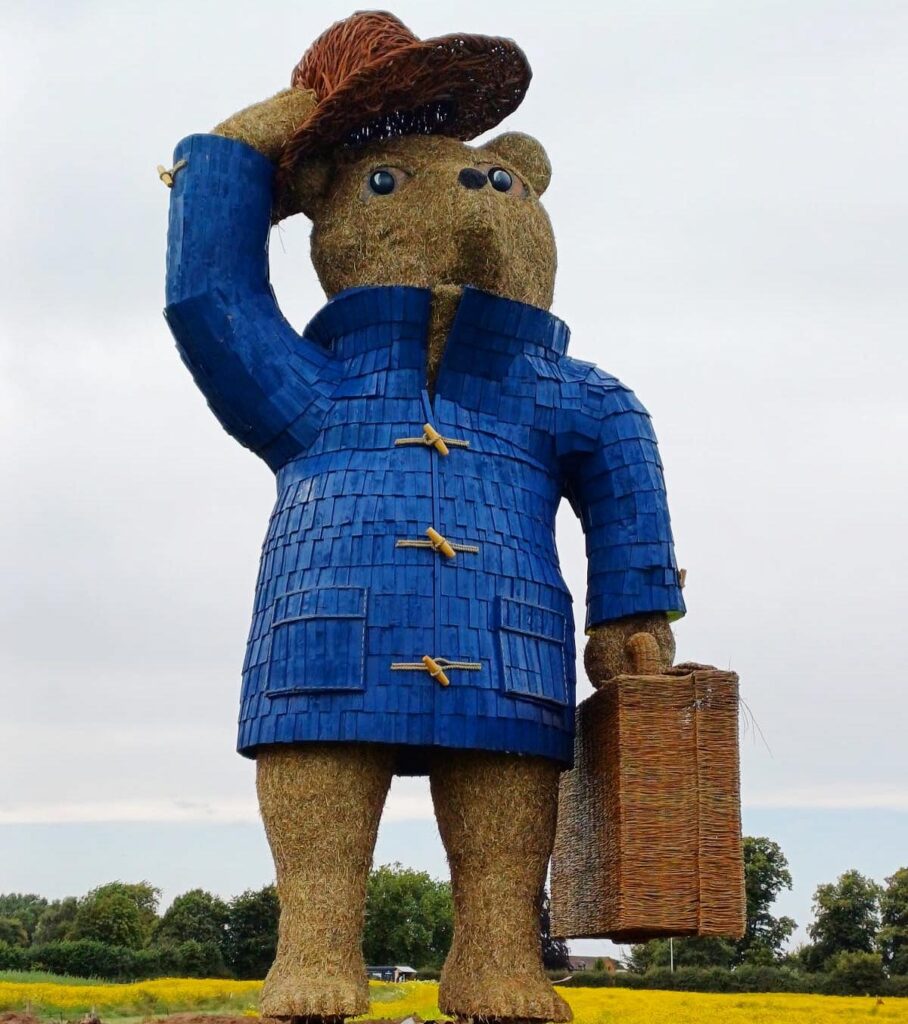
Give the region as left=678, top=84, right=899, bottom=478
left=1, top=0, right=906, bottom=956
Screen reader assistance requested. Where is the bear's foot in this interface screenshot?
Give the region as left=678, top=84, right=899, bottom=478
left=439, top=967, right=572, bottom=1023
left=260, top=962, right=369, bottom=1021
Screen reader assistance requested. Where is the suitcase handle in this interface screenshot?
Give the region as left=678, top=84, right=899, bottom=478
left=625, top=632, right=663, bottom=674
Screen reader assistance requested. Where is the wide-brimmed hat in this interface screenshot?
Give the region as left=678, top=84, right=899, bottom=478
left=279, top=10, right=531, bottom=170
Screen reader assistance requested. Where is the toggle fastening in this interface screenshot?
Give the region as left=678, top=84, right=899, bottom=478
left=426, top=527, right=455, bottom=558
left=390, top=656, right=482, bottom=687
left=422, top=424, right=450, bottom=456
left=394, top=423, right=469, bottom=455
left=422, top=655, right=450, bottom=686
left=395, top=528, right=479, bottom=559
left=157, top=159, right=187, bottom=188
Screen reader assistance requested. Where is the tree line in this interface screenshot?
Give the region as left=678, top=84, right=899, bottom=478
left=1, top=839, right=905, bottom=994
left=0, top=863, right=568, bottom=981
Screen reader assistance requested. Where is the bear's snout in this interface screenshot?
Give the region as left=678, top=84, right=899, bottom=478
left=458, top=167, right=487, bottom=190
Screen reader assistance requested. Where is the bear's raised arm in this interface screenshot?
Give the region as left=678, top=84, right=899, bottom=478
left=164, top=133, right=337, bottom=471
left=558, top=363, right=686, bottom=630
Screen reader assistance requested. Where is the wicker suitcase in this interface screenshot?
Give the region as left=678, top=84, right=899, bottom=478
left=551, top=661, right=745, bottom=942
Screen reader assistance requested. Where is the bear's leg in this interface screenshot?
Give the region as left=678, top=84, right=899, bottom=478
left=256, top=742, right=394, bottom=1021
left=431, top=750, right=572, bottom=1023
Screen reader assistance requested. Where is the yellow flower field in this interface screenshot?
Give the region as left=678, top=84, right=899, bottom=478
left=0, top=976, right=262, bottom=1017
left=0, top=977, right=906, bottom=1023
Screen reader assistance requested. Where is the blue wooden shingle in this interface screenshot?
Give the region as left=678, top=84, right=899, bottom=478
left=164, top=133, right=685, bottom=769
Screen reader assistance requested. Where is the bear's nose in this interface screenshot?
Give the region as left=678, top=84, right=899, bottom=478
left=458, top=167, right=487, bottom=190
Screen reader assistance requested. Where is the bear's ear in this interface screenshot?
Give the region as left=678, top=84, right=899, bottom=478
left=482, top=132, right=551, bottom=196
left=273, top=154, right=333, bottom=222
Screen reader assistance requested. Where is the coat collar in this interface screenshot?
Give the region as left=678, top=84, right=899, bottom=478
left=301, top=285, right=571, bottom=365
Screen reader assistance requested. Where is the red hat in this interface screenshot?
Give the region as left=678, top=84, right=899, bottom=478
left=280, top=10, right=531, bottom=169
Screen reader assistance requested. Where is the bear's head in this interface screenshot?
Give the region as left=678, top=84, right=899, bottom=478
left=282, top=131, right=556, bottom=311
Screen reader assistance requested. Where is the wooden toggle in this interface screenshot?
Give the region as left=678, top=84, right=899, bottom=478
left=422, top=655, right=450, bottom=686
left=157, top=159, right=187, bottom=188
left=422, top=423, right=450, bottom=456
left=426, top=527, right=456, bottom=559
left=394, top=426, right=469, bottom=452
left=390, top=657, right=482, bottom=686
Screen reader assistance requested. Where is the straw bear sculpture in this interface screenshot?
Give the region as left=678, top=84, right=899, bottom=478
left=163, top=12, right=684, bottom=1023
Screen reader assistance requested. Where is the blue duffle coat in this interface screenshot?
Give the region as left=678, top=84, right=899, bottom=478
left=164, top=134, right=685, bottom=769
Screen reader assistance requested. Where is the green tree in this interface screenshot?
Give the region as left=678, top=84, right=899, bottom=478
left=879, top=867, right=908, bottom=975
left=828, top=950, right=885, bottom=995
left=34, top=897, right=79, bottom=944
left=0, top=894, right=47, bottom=943
left=163, top=939, right=229, bottom=978
left=0, top=917, right=28, bottom=947
left=736, top=836, right=797, bottom=964
left=224, top=886, right=279, bottom=980
left=804, top=869, right=881, bottom=970
left=70, top=891, right=144, bottom=949
left=155, top=889, right=229, bottom=949
left=363, top=864, right=453, bottom=968
left=71, top=882, right=161, bottom=949
left=627, top=935, right=735, bottom=972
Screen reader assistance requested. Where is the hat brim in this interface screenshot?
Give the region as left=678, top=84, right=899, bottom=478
left=279, top=32, right=531, bottom=170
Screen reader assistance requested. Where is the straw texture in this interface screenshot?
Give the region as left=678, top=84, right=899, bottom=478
left=214, top=88, right=318, bottom=164
left=585, top=614, right=675, bottom=684
left=432, top=750, right=572, bottom=1023
left=256, top=743, right=394, bottom=1019
left=551, top=666, right=745, bottom=942
left=308, top=134, right=556, bottom=309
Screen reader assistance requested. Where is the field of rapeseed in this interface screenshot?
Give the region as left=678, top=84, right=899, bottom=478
left=1, top=976, right=906, bottom=1023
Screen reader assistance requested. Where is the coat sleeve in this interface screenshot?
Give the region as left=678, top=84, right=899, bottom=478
left=163, top=133, right=337, bottom=471
left=558, top=364, right=686, bottom=630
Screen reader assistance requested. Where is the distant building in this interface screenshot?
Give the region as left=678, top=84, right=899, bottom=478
left=367, top=965, right=418, bottom=982
left=567, top=955, right=619, bottom=973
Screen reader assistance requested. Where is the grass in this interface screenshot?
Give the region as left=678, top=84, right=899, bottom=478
left=0, top=972, right=103, bottom=987
left=0, top=975, right=906, bottom=1023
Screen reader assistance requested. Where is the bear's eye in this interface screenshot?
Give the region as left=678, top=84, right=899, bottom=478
left=368, top=169, right=397, bottom=195
left=488, top=167, right=513, bottom=192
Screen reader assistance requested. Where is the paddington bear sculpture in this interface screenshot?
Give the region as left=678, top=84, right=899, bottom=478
left=162, top=11, right=684, bottom=1023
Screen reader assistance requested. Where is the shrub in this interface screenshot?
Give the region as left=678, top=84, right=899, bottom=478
left=560, top=964, right=827, bottom=994
left=165, top=940, right=229, bottom=978
left=884, top=974, right=908, bottom=997
left=28, top=940, right=141, bottom=980
left=0, top=940, right=30, bottom=971
left=826, top=951, right=885, bottom=996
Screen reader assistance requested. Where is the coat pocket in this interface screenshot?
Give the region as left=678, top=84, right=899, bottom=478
left=497, top=596, right=568, bottom=707
left=266, top=586, right=367, bottom=695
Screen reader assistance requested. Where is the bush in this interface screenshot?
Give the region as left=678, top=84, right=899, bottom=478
left=28, top=940, right=142, bottom=980
left=561, top=964, right=827, bottom=994
left=559, top=962, right=908, bottom=996
left=416, top=968, right=441, bottom=980
left=0, top=940, right=30, bottom=971
left=560, top=970, right=635, bottom=988
left=163, top=940, right=228, bottom=978
left=884, top=974, right=908, bottom=997
left=826, top=951, right=885, bottom=996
